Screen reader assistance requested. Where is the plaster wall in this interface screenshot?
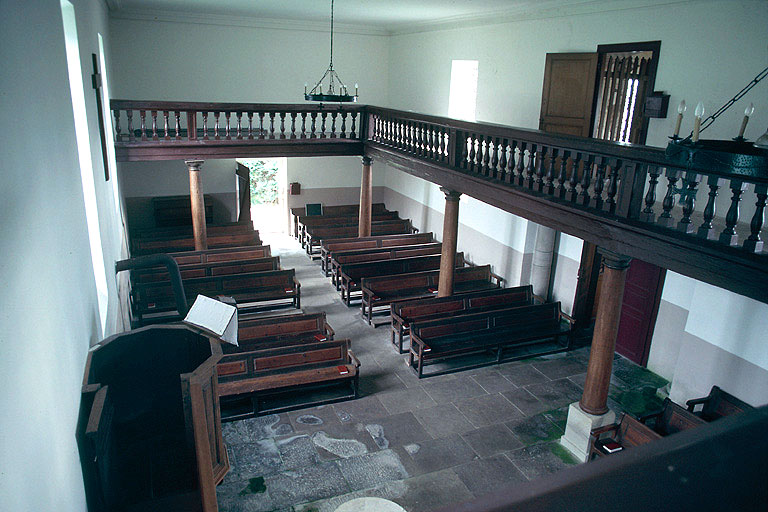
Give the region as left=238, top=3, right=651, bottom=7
left=0, top=0, right=127, bottom=510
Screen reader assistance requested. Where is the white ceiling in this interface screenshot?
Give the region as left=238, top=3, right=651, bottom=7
left=110, top=0, right=667, bottom=33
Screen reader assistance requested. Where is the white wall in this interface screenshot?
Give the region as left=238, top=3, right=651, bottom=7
left=0, top=0, right=127, bottom=510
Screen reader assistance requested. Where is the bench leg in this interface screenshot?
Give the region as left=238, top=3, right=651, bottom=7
left=367, top=302, right=373, bottom=325
left=398, top=327, right=406, bottom=354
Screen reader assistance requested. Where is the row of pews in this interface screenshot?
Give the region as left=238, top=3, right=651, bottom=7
left=299, top=203, right=578, bottom=379
left=588, top=385, right=755, bottom=459
left=123, top=212, right=359, bottom=421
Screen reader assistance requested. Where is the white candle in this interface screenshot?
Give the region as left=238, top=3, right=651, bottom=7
left=355, top=83, right=358, bottom=96
left=673, top=99, right=686, bottom=138
left=738, top=102, right=754, bottom=138
left=304, top=83, right=308, bottom=95
left=692, top=101, right=705, bottom=142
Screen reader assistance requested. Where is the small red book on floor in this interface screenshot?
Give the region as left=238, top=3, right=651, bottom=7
left=601, top=440, right=623, bottom=453
left=314, top=334, right=327, bottom=342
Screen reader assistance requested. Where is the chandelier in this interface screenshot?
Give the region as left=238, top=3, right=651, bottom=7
left=304, top=0, right=357, bottom=103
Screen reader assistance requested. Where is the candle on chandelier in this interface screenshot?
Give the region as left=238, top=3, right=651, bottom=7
left=673, top=99, right=686, bottom=138
left=304, top=83, right=308, bottom=95
left=738, top=102, right=755, bottom=138
left=692, top=101, right=705, bottom=142
left=355, top=83, right=358, bottom=96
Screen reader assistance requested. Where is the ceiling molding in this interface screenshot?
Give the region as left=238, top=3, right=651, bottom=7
left=109, top=8, right=390, bottom=36
left=387, top=0, right=694, bottom=35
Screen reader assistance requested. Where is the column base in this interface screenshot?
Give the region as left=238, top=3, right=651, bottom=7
left=560, top=401, right=616, bottom=463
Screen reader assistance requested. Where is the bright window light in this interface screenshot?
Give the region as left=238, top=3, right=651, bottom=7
left=98, top=33, right=124, bottom=234
left=62, top=0, right=109, bottom=335
left=448, top=60, right=479, bottom=122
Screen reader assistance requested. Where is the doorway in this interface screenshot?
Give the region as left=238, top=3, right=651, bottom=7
left=237, top=158, right=288, bottom=235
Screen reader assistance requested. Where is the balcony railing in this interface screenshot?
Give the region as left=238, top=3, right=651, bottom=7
left=112, top=101, right=768, bottom=303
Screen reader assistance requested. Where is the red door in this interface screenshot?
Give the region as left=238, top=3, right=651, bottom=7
left=615, top=259, right=665, bottom=366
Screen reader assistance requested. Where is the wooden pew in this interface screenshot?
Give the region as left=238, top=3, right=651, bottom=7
left=408, top=302, right=574, bottom=377
left=133, top=269, right=300, bottom=325
left=130, top=221, right=254, bottom=243
left=133, top=230, right=262, bottom=256
left=589, top=414, right=662, bottom=460
left=290, top=202, right=387, bottom=238
left=390, top=285, right=541, bottom=353
left=330, top=243, right=443, bottom=288
left=151, top=193, right=213, bottom=226
left=320, top=232, right=435, bottom=275
left=304, top=219, right=416, bottom=257
left=131, top=256, right=281, bottom=284
left=233, top=312, right=335, bottom=350
left=361, top=264, right=503, bottom=326
left=298, top=211, right=400, bottom=246
left=638, top=397, right=706, bottom=435
left=168, top=244, right=271, bottom=265
left=686, top=385, right=755, bottom=421
left=338, top=253, right=464, bottom=306
left=217, top=338, right=360, bottom=420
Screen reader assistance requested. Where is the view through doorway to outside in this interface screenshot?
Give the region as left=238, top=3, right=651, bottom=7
left=238, top=158, right=287, bottom=235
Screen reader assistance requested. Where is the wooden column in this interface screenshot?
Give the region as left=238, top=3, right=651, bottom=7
left=580, top=249, right=632, bottom=415
left=437, top=188, right=462, bottom=297
left=358, top=156, right=373, bottom=237
left=186, top=159, right=208, bottom=251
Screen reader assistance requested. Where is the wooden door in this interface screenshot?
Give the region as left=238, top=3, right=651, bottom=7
left=539, top=52, right=599, bottom=136
left=614, top=259, right=665, bottom=365
left=571, top=242, right=602, bottom=328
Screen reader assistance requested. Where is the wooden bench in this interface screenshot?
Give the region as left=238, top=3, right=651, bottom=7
left=390, top=285, right=541, bottom=353
left=217, top=338, right=360, bottom=420
left=304, top=219, right=416, bottom=257
left=131, top=221, right=254, bottom=243
left=233, top=312, right=335, bottom=350
left=298, top=211, right=400, bottom=246
left=589, top=413, right=662, bottom=460
left=131, top=256, right=281, bottom=283
left=320, top=232, right=435, bottom=275
left=638, top=397, right=706, bottom=435
left=167, top=244, right=271, bottom=265
left=133, top=269, right=300, bottom=325
left=290, top=203, right=387, bottom=238
left=151, top=193, right=214, bottom=226
left=330, top=243, right=443, bottom=288
left=361, top=264, right=503, bottom=326
left=686, top=385, right=755, bottom=421
left=338, top=253, right=464, bottom=306
left=133, top=230, right=262, bottom=255
left=408, top=302, right=574, bottom=377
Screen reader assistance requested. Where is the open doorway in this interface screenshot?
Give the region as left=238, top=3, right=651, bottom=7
left=237, top=158, right=288, bottom=235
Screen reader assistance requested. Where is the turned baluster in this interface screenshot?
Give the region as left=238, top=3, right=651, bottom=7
left=139, top=110, right=147, bottom=140
left=413, top=123, right=420, bottom=155
left=267, top=112, right=274, bottom=139
left=290, top=113, right=297, bottom=139
left=213, top=111, right=220, bottom=140
left=162, top=111, right=169, bottom=140
left=151, top=110, right=158, bottom=140
left=300, top=112, right=307, bottom=138
left=310, top=112, right=317, bottom=138
left=236, top=113, right=242, bottom=139
left=113, top=109, right=122, bottom=141
left=719, top=180, right=748, bottom=245
left=279, top=112, right=286, bottom=139
left=744, top=184, right=767, bottom=252
left=224, top=112, right=231, bottom=140
left=175, top=111, right=181, bottom=140
left=497, top=139, right=507, bottom=181
left=557, top=150, right=570, bottom=197
left=696, top=176, right=725, bottom=239
left=202, top=112, right=209, bottom=140
left=330, top=111, right=337, bottom=138
left=127, top=110, right=135, bottom=142
left=480, top=136, right=490, bottom=176
left=565, top=153, right=581, bottom=201
left=248, top=112, right=254, bottom=139
left=677, top=172, right=702, bottom=233
left=544, top=148, right=558, bottom=194
left=351, top=112, right=357, bottom=139
left=578, top=155, right=594, bottom=205
left=657, top=169, right=681, bottom=228
left=525, top=145, right=538, bottom=188
left=590, top=157, right=606, bottom=209
left=640, top=166, right=662, bottom=222
left=515, top=143, right=527, bottom=186
left=426, top=127, right=434, bottom=159
left=340, top=112, right=347, bottom=138
left=469, top=134, right=479, bottom=172
left=320, top=112, right=327, bottom=138
left=258, top=112, right=265, bottom=139
left=603, top=160, right=621, bottom=213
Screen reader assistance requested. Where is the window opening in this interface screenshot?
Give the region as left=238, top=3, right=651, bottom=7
left=61, top=0, right=109, bottom=335
left=448, top=60, right=479, bottom=122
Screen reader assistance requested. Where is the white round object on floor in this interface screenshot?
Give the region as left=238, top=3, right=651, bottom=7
left=334, top=497, right=407, bottom=512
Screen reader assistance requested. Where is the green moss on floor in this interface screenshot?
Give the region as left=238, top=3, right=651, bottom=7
left=613, top=358, right=669, bottom=390
left=238, top=476, right=267, bottom=496
left=548, top=443, right=578, bottom=465
left=610, top=386, right=665, bottom=416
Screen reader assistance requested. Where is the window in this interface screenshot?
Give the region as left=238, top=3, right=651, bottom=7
left=448, top=60, right=479, bottom=122
left=62, top=0, right=109, bottom=335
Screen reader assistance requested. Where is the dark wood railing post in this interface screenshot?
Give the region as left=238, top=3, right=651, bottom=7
left=359, top=156, right=373, bottom=237
left=616, top=162, right=647, bottom=219
left=187, top=111, right=197, bottom=141
left=186, top=160, right=207, bottom=251
left=438, top=188, right=462, bottom=297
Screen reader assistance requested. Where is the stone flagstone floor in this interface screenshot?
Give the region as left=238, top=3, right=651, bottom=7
left=216, top=233, right=669, bottom=512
